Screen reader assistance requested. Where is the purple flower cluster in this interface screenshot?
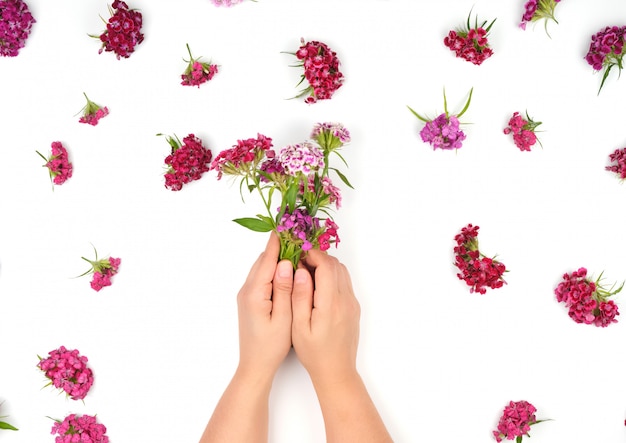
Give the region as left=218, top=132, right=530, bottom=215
left=277, top=208, right=317, bottom=251
left=585, top=26, right=626, bottom=71
left=0, top=0, right=35, bottom=57
left=420, top=113, right=466, bottom=150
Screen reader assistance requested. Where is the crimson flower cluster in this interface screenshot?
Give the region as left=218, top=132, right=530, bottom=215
left=96, top=0, right=143, bottom=59
left=555, top=267, right=622, bottom=327
left=493, top=400, right=545, bottom=443
left=51, top=414, right=109, bottom=443
left=78, top=93, right=109, bottom=126
left=454, top=224, right=506, bottom=294
left=444, top=11, right=496, bottom=66
left=520, top=0, right=562, bottom=33
left=291, top=39, right=344, bottom=104
left=606, top=146, right=626, bottom=180
left=0, top=0, right=35, bottom=57
left=79, top=246, right=121, bottom=292
left=585, top=26, right=626, bottom=94
left=503, top=111, right=542, bottom=151
left=181, top=44, right=219, bottom=87
left=408, top=88, right=472, bottom=150
left=37, top=141, right=73, bottom=187
left=37, top=346, right=94, bottom=401
left=162, top=133, right=213, bottom=191
left=211, top=124, right=350, bottom=267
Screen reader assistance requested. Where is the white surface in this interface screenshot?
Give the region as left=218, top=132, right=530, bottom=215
left=1, top=0, right=626, bottom=442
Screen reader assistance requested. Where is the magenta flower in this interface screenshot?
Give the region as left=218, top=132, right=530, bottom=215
left=93, top=0, right=144, bottom=59
left=209, top=0, right=245, bottom=6
left=585, top=26, right=626, bottom=94
left=555, top=267, right=622, bottom=327
left=181, top=43, right=219, bottom=87
left=444, top=10, right=496, bottom=66
left=79, top=246, right=121, bottom=292
left=493, top=400, right=548, bottom=442
left=37, top=346, right=94, bottom=401
left=0, top=0, right=35, bottom=57
left=408, top=88, right=473, bottom=150
left=503, top=111, right=542, bottom=151
left=210, top=134, right=273, bottom=180
left=36, top=142, right=73, bottom=188
left=161, top=133, right=212, bottom=191
left=520, top=0, right=563, bottom=34
left=289, top=38, right=344, bottom=103
left=606, top=146, right=626, bottom=180
left=51, top=414, right=109, bottom=443
left=453, top=224, right=507, bottom=294
left=78, top=93, right=109, bottom=126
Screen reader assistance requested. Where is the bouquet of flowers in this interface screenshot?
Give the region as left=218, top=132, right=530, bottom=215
left=78, top=245, right=121, bottom=291
left=36, top=142, right=73, bottom=188
left=519, top=0, right=563, bottom=35
left=50, top=414, right=109, bottom=443
left=554, top=267, right=622, bottom=327
left=453, top=224, right=507, bottom=294
left=606, top=146, right=626, bottom=180
left=93, top=0, right=144, bottom=59
left=444, top=9, right=496, bottom=66
left=0, top=401, right=17, bottom=431
left=585, top=26, right=626, bottom=94
left=0, top=0, right=35, bottom=57
left=287, top=39, right=344, bottom=104
left=37, top=346, right=94, bottom=401
left=211, top=123, right=351, bottom=267
left=78, top=93, right=109, bottom=126
left=160, top=133, right=213, bottom=191
left=181, top=44, right=219, bottom=87
left=503, top=111, right=542, bottom=151
left=407, top=88, right=473, bottom=150
left=493, top=400, right=548, bottom=442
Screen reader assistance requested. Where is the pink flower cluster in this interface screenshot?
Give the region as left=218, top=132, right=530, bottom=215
left=454, top=224, right=507, bottom=294
left=520, top=0, right=562, bottom=31
left=163, top=134, right=213, bottom=191
left=311, top=122, right=351, bottom=145
left=294, top=39, right=344, bottom=104
left=278, top=141, right=325, bottom=175
left=90, top=256, right=121, bottom=291
left=585, top=26, right=626, bottom=93
left=503, top=111, right=541, bottom=151
left=606, top=146, right=626, bottom=180
left=37, top=346, right=94, bottom=401
left=492, top=400, right=538, bottom=442
left=78, top=93, right=109, bottom=126
left=554, top=267, right=621, bottom=327
left=277, top=208, right=339, bottom=252
left=0, top=0, right=35, bottom=57
left=181, top=44, right=219, bottom=87
left=420, top=113, right=466, bottom=150
left=444, top=12, right=496, bottom=66
left=211, top=133, right=273, bottom=180
left=209, top=0, right=244, bottom=6
left=51, top=414, right=109, bottom=443
left=97, top=0, right=144, bottom=59
left=38, top=141, right=73, bottom=186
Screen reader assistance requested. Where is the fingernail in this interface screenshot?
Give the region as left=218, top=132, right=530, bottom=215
left=294, top=268, right=307, bottom=283
left=278, top=260, right=292, bottom=278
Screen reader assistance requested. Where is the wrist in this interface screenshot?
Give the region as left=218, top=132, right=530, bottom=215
left=234, top=364, right=276, bottom=396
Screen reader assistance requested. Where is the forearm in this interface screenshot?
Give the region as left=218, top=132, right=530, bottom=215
left=199, top=367, right=274, bottom=443
left=313, top=372, right=393, bottom=443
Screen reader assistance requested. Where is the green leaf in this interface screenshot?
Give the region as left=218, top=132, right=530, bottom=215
left=331, top=167, right=354, bottom=189
left=456, top=87, right=473, bottom=118
left=285, top=181, right=298, bottom=213
left=233, top=217, right=273, bottom=232
left=406, top=105, right=429, bottom=122
left=0, top=421, right=18, bottom=431
left=516, top=436, right=522, bottom=443
left=598, top=64, right=614, bottom=95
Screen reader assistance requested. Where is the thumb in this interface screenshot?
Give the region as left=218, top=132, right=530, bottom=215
left=291, top=266, right=313, bottom=331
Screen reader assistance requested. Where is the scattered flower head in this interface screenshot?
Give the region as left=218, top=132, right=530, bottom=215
left=288, top=38, right=344, bottom=104
left=37, top=346, right=94, bottom=401
left=555, top=267, right=622, bottom=327
left=78, top=245, right=121, bottom=291
left=78, top=93, right=109, bottom=126
left=93, top=1, right=144, bottom=59
left=209, top=0, right=245, bottom=6
left=408, top=88, right=473, bottom=150
left=503, top=111, right=542, bottom=151
left=493, top=400, right=548, bottom=442
left=520, top=0, right=563, bottom=35
left=444, top=9, right=496, bottom=65
left=585, top=26, right=626, bottom=94
left=454, top=224, right=507, bottom=294
left=160, top=133, right=212, bottom=191
left=606, top=146, right=626, bottom=180
left=36, top=142, right=73, bottom=188
left=0, top=0, right=35, bottom=57
left=51, top=414, right=109, bottom=443
left=181, top=43, right=219, bottom=87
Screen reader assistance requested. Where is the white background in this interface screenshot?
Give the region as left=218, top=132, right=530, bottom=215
left=1, top=0, right=626, bottom=442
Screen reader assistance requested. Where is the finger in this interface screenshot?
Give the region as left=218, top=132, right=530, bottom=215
left=291, top=265, right=314, bottom=330
left=271, top=259, right=294, bottom=320
left=244, top=232, right=280, bottom=289
left=303, top=250, right=339, bottom=309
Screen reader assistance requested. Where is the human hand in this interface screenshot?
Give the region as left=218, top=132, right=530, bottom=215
left=236, top=232, right=293, bottom=381
left=291, top=249, right=361, bottom=389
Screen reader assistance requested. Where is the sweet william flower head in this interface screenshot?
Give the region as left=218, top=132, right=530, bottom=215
left=520, top=0, right=563, bottom=35
left=211, top=134, right=273, bottom=180
left=161, top=133, right=212, bottom=191
left=181, top=43, right=219, bottom=87
left=606, top=146, right=626, bottom=180
left=278, top=141, right=325, bottom=176
left=51, top=414, right=109, bottom=443
left=492, top=400, right=548, bottom=442
left=585, top=26, right=626, bottom=94
left=78, top=93, right=109, bottom=126
left=93, top=1, right=144, bottom=59
left=0, top=0, right=35, bottom=57
left=444, top=9, right=496, bottom=66
left=209, top=0, right=245, bottom=6
left=289, top=38, right=344, bottom=103
left=503, top=111, right=542, bottom=151
left=36, top=142, right=73, bottom=189
left=37, top=346, right=94, bottom=401
left=78, top=245, right=121, bottom=292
